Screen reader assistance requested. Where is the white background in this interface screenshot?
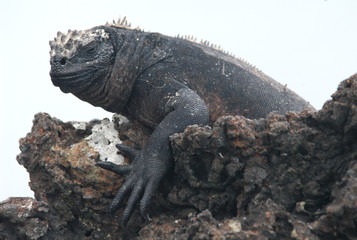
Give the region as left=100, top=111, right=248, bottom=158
left=1, top=0, right=356, bottom=201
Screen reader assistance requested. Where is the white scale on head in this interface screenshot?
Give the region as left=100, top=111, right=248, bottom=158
left=49, top=29, right=109, bottom=59
left=49, top=17, right=137, bottom=58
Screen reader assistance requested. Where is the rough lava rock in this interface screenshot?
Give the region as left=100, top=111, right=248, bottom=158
left=1, top=74, right=357, bottom=239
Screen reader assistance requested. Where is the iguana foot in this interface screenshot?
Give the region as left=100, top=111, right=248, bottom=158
left=96, top=143, right=164, bottom=226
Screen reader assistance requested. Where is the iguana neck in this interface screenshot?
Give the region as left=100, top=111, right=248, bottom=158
left=74, top=27, right=143, bottom=113
left=75, top=27, right=173, bottom=114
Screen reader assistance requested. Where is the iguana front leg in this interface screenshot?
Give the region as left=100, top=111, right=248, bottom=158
left=96, top=88, right=209, bottom=226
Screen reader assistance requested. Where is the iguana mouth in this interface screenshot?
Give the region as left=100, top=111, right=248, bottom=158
left=50, top=68, right=98, bottom=92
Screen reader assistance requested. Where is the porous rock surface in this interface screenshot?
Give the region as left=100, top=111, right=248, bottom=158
left=1, top=74, right=357, bottom=239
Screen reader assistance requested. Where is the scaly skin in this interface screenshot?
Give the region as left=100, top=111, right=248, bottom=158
left=49, top=19, right=314, bottom=226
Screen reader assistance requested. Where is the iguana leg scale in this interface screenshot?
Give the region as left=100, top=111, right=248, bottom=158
left=122, top=180, right=145, bottom=226
left=115, top=144, right=139, bottom=160
left=96, top=162, right=132, bottom=175
left=108, top=176, right=136, bottom=219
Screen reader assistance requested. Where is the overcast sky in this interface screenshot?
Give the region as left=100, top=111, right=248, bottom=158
left=1, top=0, right=356, bottom=201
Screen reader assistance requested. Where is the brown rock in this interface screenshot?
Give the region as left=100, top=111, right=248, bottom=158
left=0, top=74, right=356, bottom=239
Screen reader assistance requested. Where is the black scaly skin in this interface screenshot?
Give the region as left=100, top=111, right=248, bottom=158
left=49, top=22, right=314, bottom=226
left=97, top=88, right=208, bottom=225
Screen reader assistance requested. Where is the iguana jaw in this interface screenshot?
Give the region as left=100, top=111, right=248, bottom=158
left=50, top=67, right=99, bottom=93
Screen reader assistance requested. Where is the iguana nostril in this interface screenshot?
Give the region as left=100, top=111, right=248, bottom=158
left=60, top=57, right=67, bottom=65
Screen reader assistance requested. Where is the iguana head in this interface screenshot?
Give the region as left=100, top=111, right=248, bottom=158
left=49, top=18, right=167, bottom=113
left=49, top=28, right=115, bottom=94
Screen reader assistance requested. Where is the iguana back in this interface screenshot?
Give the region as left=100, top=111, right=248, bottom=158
left=135, top=36, right=313, bottom=122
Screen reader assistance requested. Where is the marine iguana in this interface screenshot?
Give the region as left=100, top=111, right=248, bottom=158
left=49, top=18, right=314, bottom=226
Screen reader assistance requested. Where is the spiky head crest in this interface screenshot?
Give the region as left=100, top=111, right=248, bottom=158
left=49, top=28, right=110, bottom=59
left=105, top=16, right=141, bottom=30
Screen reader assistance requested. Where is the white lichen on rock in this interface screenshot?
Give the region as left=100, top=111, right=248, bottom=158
left=85, top=117, right=124, bottom=164
left=72, top=122, right=86, bottom=131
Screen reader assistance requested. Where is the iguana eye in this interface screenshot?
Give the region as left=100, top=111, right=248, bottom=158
left=86, top=46, right=97, bottom=55
left=79, top=41, right=98, bottom=57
